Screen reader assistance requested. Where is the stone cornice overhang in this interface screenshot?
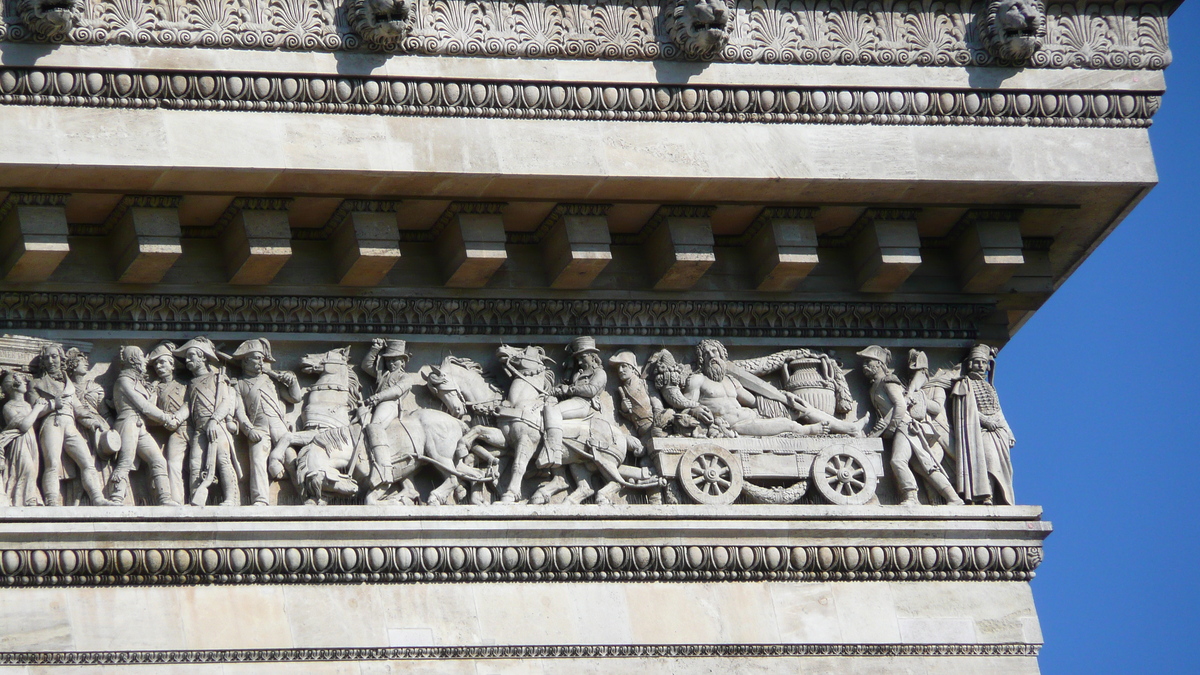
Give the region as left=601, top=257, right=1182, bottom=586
left=0, top=505, right=1050, bottom=586
left=0, top=0, right=1175, bottom=70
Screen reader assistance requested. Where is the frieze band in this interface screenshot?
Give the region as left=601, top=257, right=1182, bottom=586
left=0, top=292, right=992, bottom=338
left=0, top=543, right=1043, bottom=586
left=0, top=66, right=1163, bottom=128
left=0, top=642, right=1042, bottom=665
left=0, top=0, right=1171, bottom=70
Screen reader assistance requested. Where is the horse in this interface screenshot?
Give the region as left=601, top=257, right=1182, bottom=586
left=280, top=347, right=494, bottom=505
left=426, top=348, right=663, bottom=505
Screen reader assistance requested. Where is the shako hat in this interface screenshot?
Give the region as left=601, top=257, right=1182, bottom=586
left=380, top=339, right=409, bottom=359
left=232, top=338, right=275, bottom=362
left=173, top=336, right=224, bottom=363
left=856, top=345, right=891, bottom=365
left=568, top=336, right=600, bottom=357
left=147, top=342, right=177, bottom=363
left=967, top=343, right=996, bottom=362
left=608, top=350, right=639, bottom=369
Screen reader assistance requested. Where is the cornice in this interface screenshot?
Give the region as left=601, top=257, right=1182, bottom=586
left=0, top=291, right=994, bottom=339
left=0, top=643, right=1041, bottom=665
left=0, top=66, right=1162, bottom=128
left=0, top=0, right=1171, bottom=70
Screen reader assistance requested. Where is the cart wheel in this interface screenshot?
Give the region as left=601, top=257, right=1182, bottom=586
left=811, top=445, right=877, bottom=506
left=677, top=444, right=743, bottom=505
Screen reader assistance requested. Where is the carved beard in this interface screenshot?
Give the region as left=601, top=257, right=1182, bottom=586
left=702, top=358, right=727, bottom=382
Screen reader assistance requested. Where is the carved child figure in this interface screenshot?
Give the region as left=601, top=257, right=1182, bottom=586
left=176, top=337, right=240, bottom=506
left=858, top=346, right=963, bottom=506
left=29, top=343, right=116, bottom=506
left=0, top=370, right=47, bottom=506
left=148, top=343, right=190, bottom=504
left=948, top=344, right=1016, bottom=505
left=232, top=338, right=301, bottom=506
left=109, top=345, right=182, bottom=505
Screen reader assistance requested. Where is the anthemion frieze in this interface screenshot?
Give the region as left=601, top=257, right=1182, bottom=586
left=0, top=0, right=1177, bottom=670
left=0, top=0, right=1172, bottom=68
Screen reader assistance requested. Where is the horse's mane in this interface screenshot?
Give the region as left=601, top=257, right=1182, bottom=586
left=444, top=355, right=502, bottom=396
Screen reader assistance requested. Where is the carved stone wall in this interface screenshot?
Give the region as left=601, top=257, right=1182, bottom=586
left=0, top=0, right=1172, bottom=69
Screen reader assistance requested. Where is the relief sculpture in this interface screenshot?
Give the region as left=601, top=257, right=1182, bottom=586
left=0, top=333, right=1019, bottom=509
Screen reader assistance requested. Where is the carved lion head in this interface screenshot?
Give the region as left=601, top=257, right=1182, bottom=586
left=665, top=0, right=733, bottom=59
left=347, top=0, right=418, bottom=49
left=18, top=0, right=85, bottom=40
left=980, top=0, right=1045, bottom=62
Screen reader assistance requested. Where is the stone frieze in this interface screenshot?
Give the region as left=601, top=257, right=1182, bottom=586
left=0, top=332, right=1018, bottom=510
left=0, top=643, right=1042, bottom=665
left=0, top=0, right=1172, bottom=70
left=0, top=65, right=1162, bottom=128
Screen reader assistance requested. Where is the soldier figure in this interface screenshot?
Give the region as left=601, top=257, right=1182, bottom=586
left=361, top=338, right=415, bottom=496
left=108, top=345, right=182, bottom=505
left=148, top=343, right=190, bottom=504
left=176, top=337, right=240, bottom=506
left=608, top=351, right=665, bottom=441
left=29, top=343, right=116, bottom=506
left=542, top=336, right=607, bottom=466
left=231, top=338, right=301, bottom=506
left=948, top=344, right=1016, bottom=505
left=858, top=346, right=964, bottom=506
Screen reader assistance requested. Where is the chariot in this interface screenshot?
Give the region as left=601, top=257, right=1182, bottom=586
left=649, top=435, right=885, bottom=506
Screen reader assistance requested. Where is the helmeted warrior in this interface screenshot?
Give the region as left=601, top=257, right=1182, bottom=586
left=608, top=350, right=666, bottom=441
left=176, top=337, right=240, bottom=506
left=948, top=344, right=1016, bottom=505
left=542, top=336, right=607, bottom=466
left=360, top=338, right=416, bottom=497
left=858, top=345, right=964, bottom=506
left=231, top=338, right=301, bottom=506
left=108, top=345, right=181, bottom=505
left=29, top=343, right=116, bottom=506
left=148, top=342, right=190, bottom=504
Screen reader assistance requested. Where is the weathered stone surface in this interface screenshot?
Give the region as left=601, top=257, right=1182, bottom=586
left=331, top=210, right=402, bottom=287
left=107, top=199, right=183, bottom=284
left=219, top=201, right=293, bottom=285
left=0, top=197, right=70, bottom=282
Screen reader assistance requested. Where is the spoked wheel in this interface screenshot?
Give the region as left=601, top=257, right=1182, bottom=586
left=811, top=445, right=877, bottom=506
left=677, top=444, right=744, bottom=505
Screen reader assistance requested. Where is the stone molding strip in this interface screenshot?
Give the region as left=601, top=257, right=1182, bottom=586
left=0, top=67, right=1161, bottom=128
left=0, top=643, right=1041, bottom=665
left=0, top=543, right=1042, bottom=587
left=0, top=0, right=1170, bottom=71
left=0, top=291, right=993, bottom=339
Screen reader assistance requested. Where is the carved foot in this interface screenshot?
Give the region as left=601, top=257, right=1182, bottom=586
left=565, top=483, right=595, bottom=505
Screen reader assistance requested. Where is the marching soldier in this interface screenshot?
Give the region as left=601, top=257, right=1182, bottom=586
left=231, top=338, right=301, bottom=506
left=148, top=342, right=190, bottom=504
left=176, top=337, right=240, bottom=506
left=858, top=345, right=963, bottom=506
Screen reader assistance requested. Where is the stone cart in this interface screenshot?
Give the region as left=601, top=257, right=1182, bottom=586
left=649, top=436, right=885, bottom=506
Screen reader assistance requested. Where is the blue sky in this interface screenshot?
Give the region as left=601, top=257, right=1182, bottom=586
left=1001, top=3, right=1200, bottom=672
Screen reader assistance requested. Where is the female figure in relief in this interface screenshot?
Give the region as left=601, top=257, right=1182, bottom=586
left=0, top=370, right=46, bottom=506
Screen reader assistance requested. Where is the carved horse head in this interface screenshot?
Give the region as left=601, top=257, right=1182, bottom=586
left=425, top=356, right=502, bottom=421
